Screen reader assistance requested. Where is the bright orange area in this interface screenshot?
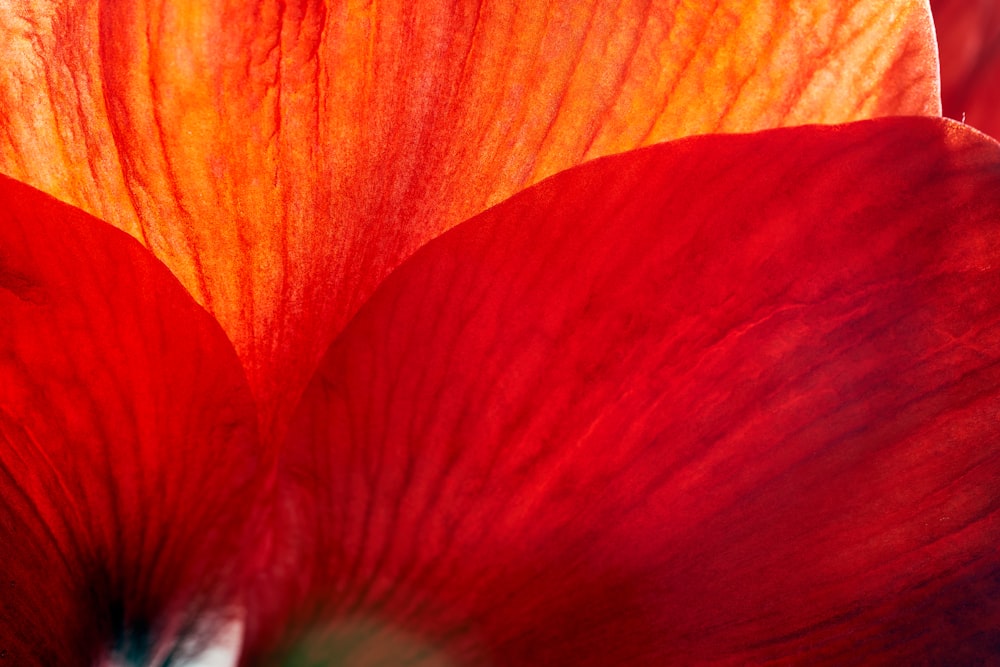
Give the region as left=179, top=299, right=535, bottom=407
left=0, top=0, right=940, bottom=441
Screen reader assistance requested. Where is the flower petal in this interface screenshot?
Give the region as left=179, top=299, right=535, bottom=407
left=0, top=0, right=941, bottom=440
left=261, top=118, right=1000, bottom=664
left=0, top=177, right=264, bottom=663
left=931, top=0, right=1000, bottom=139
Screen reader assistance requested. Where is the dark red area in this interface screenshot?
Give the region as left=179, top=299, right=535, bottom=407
left=932, top=0, right=1000, bottom=139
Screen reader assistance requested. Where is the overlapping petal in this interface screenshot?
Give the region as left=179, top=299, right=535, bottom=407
left=0, top=177, right=264, bottom=663
left=931, top=0, right=1000, bottom=138
left=263, top=118, right=1000, bottom=664
left=0, top=0, right=941, bottom=440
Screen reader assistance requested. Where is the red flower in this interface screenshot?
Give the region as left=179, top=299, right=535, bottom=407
left=1, top=1, right=999, bottom=664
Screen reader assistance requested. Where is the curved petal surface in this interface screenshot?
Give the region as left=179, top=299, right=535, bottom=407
left=263, top=118, right=1000, bottom=664
left=931, top=0, right=1000, bottom=138
left=0, top=177, right=264, bottom=663
left=0, top=0, right=941, bottom=440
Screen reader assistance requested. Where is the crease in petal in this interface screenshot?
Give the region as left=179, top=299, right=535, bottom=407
left=0, top=175, right=265, bottom=663
left=0, top=0, right=942, bottom=442
left=257, top=118, right=1000, bottom=665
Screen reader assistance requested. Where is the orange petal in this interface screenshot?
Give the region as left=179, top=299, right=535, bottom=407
left=931, top=0, right=1000, bottom=138
left=0, top=1, right=941, bottom=440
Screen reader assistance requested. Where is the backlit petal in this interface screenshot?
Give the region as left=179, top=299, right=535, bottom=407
left=0, top=1, right=941, bottom=440
left=262, top=118, right=1000, bottom=664
left=0, top=177, right=264, bottom=663
left=931, top=0, right=1000, bottom=138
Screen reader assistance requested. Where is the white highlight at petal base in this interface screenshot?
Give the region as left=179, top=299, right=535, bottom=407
left=101, top=614, right=243, bottom=667
left=178, top=616, right=243, bottom=667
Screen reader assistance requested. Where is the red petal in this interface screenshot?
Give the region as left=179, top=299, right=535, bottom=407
left=931, top=0, right=1000, bottom=138
left=0, top=177, right=264, bottom=663
left=0, top=1, right=941, bottom=442
left=259, top=118, right=1000, bottom=664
